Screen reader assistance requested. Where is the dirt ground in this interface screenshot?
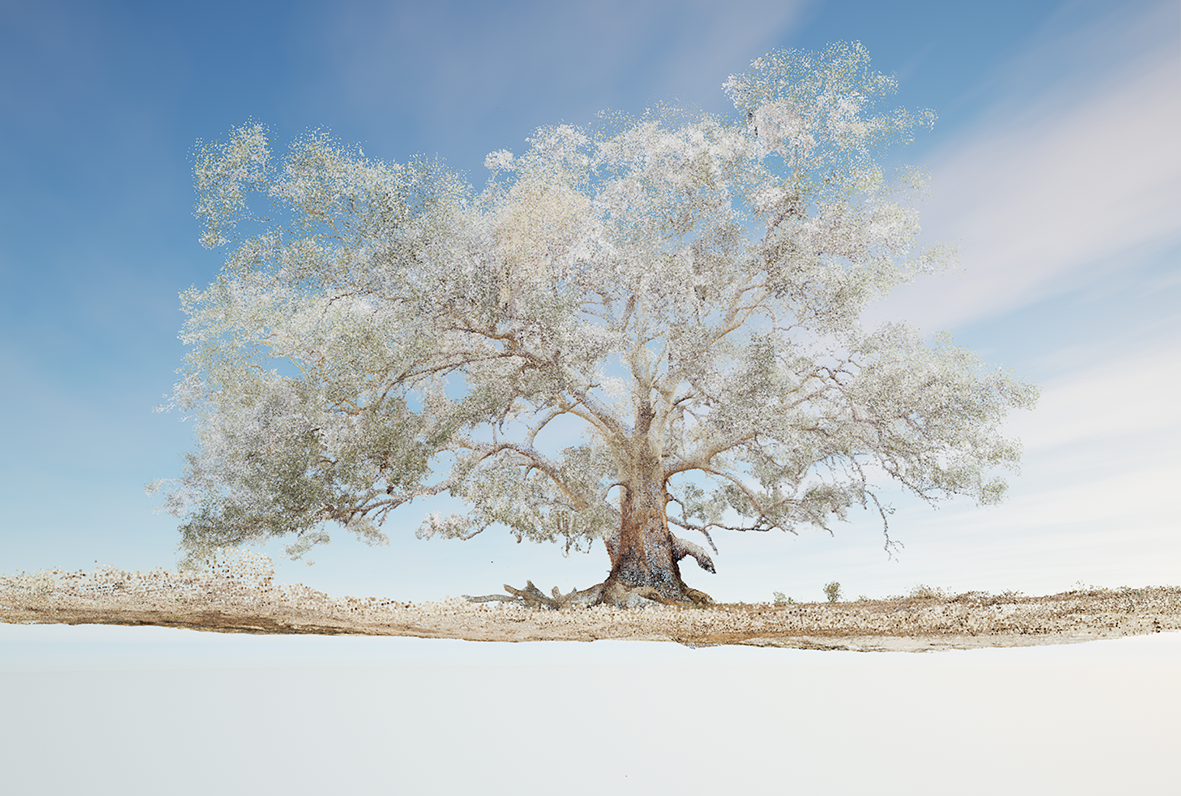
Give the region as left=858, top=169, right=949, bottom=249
left=3, top=557, right=1178, bottom=651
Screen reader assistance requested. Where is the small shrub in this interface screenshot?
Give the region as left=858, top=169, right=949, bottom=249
left=823, top=581, right=842, bottom=603
left=908, top=584, right=945, bottom=600
left=772, top=591, right=793, bottom=605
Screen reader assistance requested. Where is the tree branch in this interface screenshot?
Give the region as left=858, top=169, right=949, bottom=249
left=456, top=439, right=591, bottom=511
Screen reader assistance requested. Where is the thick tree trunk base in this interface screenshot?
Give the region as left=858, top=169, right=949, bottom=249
left=464, top=579, right=713, bottom=610
left=599, top=577, right=714, bottom=609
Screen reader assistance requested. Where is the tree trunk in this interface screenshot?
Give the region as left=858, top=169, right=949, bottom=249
left=606, top=477, right=691, bottom=601
left=478, top=475, right=714, bottom=610
left=478, top=404, right=715, bottom=610
left=597, top=400, right=712, bottom=607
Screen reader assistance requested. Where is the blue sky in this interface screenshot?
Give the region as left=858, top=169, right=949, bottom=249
left=1, top=0, right=1177, bottom=604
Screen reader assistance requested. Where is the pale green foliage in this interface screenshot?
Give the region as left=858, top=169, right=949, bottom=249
left=151, top=44, right=1037, bottom=569
left=906, top=584, right=948, bottom=600
left=722, top=42, right=936, bottom=179
left=193, top=122, right=273, bottom=249
left=823, top=581, right=842, bottom=603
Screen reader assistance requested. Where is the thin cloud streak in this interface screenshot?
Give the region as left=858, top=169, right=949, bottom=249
left=300, top=0, right=812, bottom=167
left=869, top=0, right=1180, bottom=332
left=1003, top=340, right=1181, bottom=454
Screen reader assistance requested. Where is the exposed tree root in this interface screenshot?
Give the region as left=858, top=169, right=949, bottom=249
left=464, top=579, right=714, bottom=610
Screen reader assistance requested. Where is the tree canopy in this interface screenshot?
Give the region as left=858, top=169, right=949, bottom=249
left=151, top=42, right=1037, bottom=607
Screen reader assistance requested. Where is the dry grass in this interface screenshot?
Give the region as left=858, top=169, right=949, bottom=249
left=3, top=551, right=1179, bottom=651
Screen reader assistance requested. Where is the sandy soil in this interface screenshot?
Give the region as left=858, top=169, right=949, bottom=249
left=2, top=556, right=1178, bottom=651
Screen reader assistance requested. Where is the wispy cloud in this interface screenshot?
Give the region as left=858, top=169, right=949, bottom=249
left=870, top=0, right=1180, bottom=332
left=1003, top=334, right=1181, bottom=453
left=297, top=0, right=812, bottom=167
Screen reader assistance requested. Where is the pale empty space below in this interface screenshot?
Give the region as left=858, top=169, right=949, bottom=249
left=0, top=624, right=1175, bottom=795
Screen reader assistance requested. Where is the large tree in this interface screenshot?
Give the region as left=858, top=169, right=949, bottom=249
left=152, top=43, right=1037, bottom=608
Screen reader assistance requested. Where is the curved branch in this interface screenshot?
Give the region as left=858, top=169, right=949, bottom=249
left=670, top=534, right=716, bottom=574
left=456, top=438, right=591, bottom=511
left=663, top=431, right=757, bottom=480
left=560, top=383, right=631, bottom=446
left=523, top=405, right=568, bottom=447
left=690, top=462, right=795, bottom=531
left=665, top=500, right=720, bottom=554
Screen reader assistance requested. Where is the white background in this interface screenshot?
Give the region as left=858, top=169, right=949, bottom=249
left=1, top=624, right=1177, bottom=794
